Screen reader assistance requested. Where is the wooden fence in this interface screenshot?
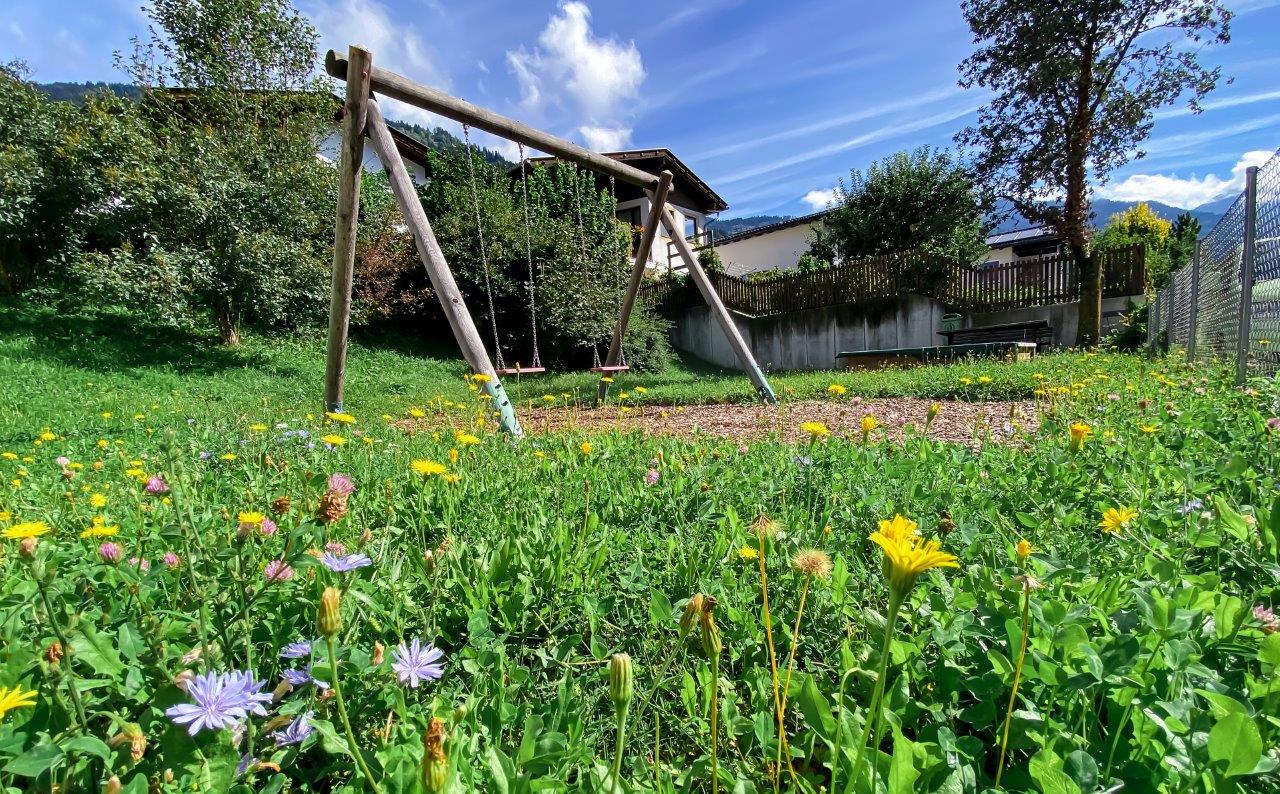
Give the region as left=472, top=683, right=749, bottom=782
left=641, top=245, right=1146, bottom=318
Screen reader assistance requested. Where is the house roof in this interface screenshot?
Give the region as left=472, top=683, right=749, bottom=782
left=986, top=226, right=1058, bottom=248
left=712, top=209, right=832, bottom=246
left=516, top=148, right=728, bottom=213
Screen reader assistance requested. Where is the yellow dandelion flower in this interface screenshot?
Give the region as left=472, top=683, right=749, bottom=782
left=456, top=432, right=480, bottom=446
left=581, top=442, right=593, bottom=455
left=471, top=373, right=493, bottom=385
left=0, top=686, right=38, bottom=720
left=322, top=434, right=346, bottom=447
left=80, top=522, right=119, bottom=538
left=599, top=377, right=615, bottom=384
left=1068, top=422, right=1092, bottom=452
left=220, top=453, right=237, bottom=461
left=634, top=386, right=647, bottom=394
left=441, top=473, right=461, bottom=485
left=0, top=511, right=9, bottom=522
left=449, top=448, right=459, bottom=464
left=1138, top=423, right=1159, bottom=435
left=877, top=514, right=918, bottom=542
left=869, top=521, right=959, bottom=596
left=826, top=384, right=848, bottom=396
left=738, top=545, right=759, bottom=561
left=249, top=423, right=268, bottom=432
left=541, top=394, right=556, bottom=402
left=4, top=521, right=50, bottom=540
left=410, top=459, right=446, bottom=477
left=238, top=512, right=265, bottom=526
left=860, top=414, right=879, bottom=435
left=978, top=375, right=992, bottom=384
left=89, top=493, right=107, bottom=508
left=800, top=421, right=830, bottom=439
left=959, top=377, right=973, bottom=386
left=1099, top=507, right=1138, bottom=534
left=408, top=407, right=426, bottom=419
left=0, top=452, right=15, bottom=460
left=1016, top=538, right=1033, bottom=559
left=100, top=412, right=112, bottom=419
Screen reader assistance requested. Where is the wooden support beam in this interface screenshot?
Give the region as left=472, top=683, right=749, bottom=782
left=364, top=98, right=523, bottom=437
left=323, top=45, right=372, bottom=412
left=660, top=207, right=778, bottom=405
left=325, top=50, right=657, bottom=191
left=596, top=170, right=673, bottom=404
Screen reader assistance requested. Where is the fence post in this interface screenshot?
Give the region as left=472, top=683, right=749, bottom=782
left=1236, top=166, right=1259, bottom=386
left=1148, top=292, right=1160, bottom=356
left=1186, top=240, right=1201, bottom=361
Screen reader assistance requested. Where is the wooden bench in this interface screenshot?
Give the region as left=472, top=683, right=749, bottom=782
left=940, top=320, right=1052, bottom=348
left=836, top=341, right=1036, bottom=371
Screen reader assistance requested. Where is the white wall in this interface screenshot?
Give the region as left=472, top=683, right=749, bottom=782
left=715, top=221, right=821, bottom=277
left=318, top=132, right=428, bottom=184
left=617, top=197, right=705, bottom=272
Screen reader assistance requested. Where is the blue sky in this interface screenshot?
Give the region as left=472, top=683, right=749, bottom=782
left=7, top=0, right=1280, bottom=218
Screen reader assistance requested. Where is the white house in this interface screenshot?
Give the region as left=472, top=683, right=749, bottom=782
left=714, top=210, right=831, bottom=277
left=519, top=148, right=728, bottom=271
left=318, top=98, right=433, bottom=183
left=711, top=214, right=1065, bottom=277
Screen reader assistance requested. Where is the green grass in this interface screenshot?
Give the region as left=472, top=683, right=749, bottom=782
left=2, top=306, right=1276, bottom=793
left=1, top=304, right=1143, bottom=437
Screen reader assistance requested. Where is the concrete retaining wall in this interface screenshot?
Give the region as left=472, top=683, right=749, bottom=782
left=669, top=294, right=1144, bottom=371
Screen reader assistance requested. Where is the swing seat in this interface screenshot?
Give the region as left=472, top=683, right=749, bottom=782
left=495, top=366, right=546, bottom=376
left=591, top=365, right=631, bottom=374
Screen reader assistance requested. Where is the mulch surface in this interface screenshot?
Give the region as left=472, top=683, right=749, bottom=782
left=512, top=398, right=1040, bottom=445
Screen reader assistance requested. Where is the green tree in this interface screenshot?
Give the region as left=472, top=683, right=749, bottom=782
left=820, top=146, right=988, bottom=277
left=956, top=0, right=1230, bottom=347
left=419, top=150, right=671, bottom=372
left=112, top=0, right=334, bottom=344
left=1167, top=211, right=1201, bottom=278
left=1095, top=202, right=1172, bottom=286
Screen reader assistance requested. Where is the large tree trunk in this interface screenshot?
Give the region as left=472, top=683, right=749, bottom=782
left=213, top=296, right=242, bottom=346
left=1074, top=244, right=1101, bottom=348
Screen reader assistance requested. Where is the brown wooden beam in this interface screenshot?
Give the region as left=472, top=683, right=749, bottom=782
left=326, top=50, right=658, bottom=191
left=323, top=45, right=372, bottom=412
left=596, top=170, right=673, bottom=404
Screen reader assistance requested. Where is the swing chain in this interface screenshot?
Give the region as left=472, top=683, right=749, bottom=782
left=517, top=143, right=542, bottom=369
left=462, top=124, right=506, bottom=371
left=607, top=174, right=627, bottom=367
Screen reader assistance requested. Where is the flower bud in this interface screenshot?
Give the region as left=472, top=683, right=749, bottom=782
left=699, top=600, right=722, bottom=658
left=422, top=717, right=449, bottom=792
left=318, top=586, right=341, bottom=637
left=104, top=775, right=122, bottom=794
left=372, top=641, right=385, bottom=666
left=608, top=653, right=634, bottom=711
left=19, top=536, right=38, bottom=558
left=44, top=641, right=63, bottom=666
left=679, top=594, right=705, bottom=640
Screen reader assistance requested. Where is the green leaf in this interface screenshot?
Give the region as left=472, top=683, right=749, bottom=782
left=3, top=742, right=64, bottom=778
left=1208, top=712, right=1263, bottom=777
left=1028, top=748, right=1081, bottom=794
left=795, top=674, right=837, bottom=742
left=71, top=624, right=126, bottom=677
left=887, top=728, right=920, bottom=794
left=1213, top=496, right=1250, bottom=542
left=62, top=735, right=113, bottom=764
left=1259, top=634, right=1280, bottom=668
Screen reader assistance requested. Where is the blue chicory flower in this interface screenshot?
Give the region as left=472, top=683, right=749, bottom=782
left=164, top=670, right=273, bottom=735
left=392, top=638, right=445, bottom=688
left=321, top=552, right=373, bottom=573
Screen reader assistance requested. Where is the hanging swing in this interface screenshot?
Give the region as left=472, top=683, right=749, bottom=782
left=568, top=162, right=630, bottom=375
left=463, top=126, right=544, bottom=375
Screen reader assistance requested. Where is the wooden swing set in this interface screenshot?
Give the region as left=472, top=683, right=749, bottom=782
left=322, top=46, right=777, bottom=436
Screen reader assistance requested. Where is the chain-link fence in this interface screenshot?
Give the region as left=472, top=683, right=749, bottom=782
left=1150, top=148, right=1280, bottom=382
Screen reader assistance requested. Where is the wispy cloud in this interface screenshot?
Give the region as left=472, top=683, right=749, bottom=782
left=710, top=103, right=979, bottom=186
left=1139, top=111, right=1280, bottom=158
left=1097, top=150, right=1275, bottom=207
left=1155, top=88, right=1280, bottom=119
left=693, top=85, right=965, bottom=161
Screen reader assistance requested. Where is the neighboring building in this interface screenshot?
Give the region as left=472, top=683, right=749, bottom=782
left=517, top=149, right=728, bottom=271
left=318, top=99, right=433, bottom=183
left=713, top=210, right=831, bottom=277
left=981, top=226, right=1062, bottom=266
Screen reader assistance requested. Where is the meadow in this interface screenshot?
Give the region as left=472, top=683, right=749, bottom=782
left=0, top=306, right=1278, bottom=792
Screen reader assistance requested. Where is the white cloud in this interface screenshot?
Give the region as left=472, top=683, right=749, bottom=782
left=1155, top=88, right=1280, bottom=120
left=9, top=22, right=24, bottom=40
left=1098, top=150, right=1275, bottom=208
left=579, top=125, right=631, bottom=151
left=303, top=0, right=450, bottom=127
left=507, top=2, right=644, bottom=147
left=801, top=188, right=839, bottom=211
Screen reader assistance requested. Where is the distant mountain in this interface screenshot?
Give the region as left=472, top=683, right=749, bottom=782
left=989, top=198, right=1224, bottom=235
left=384, top=120, right=512, bottom=168
left=708, top=215, right=792, bottom=239
left=36, top=81, right=141, bottom=103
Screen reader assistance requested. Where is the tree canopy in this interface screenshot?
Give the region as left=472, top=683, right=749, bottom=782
left=956, top=0, right=1231, bottom=345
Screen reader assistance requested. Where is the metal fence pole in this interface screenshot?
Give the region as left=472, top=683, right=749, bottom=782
left=1237, top=166, right=1259, bottom=386
left=1168, top=276, right=1178, bottom=349
left=1149, top=292, right=1160, bottom=356
left=1187, top=240, right=1202, bottom=361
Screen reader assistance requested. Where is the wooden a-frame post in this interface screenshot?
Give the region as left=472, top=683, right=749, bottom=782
left=662, top=207, right=778, bottom=405
left=363, top=98, right=523, bottom=436
left=596, top=170, right=673, bottom=403
left=323, top=45, right=372, bottom=413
